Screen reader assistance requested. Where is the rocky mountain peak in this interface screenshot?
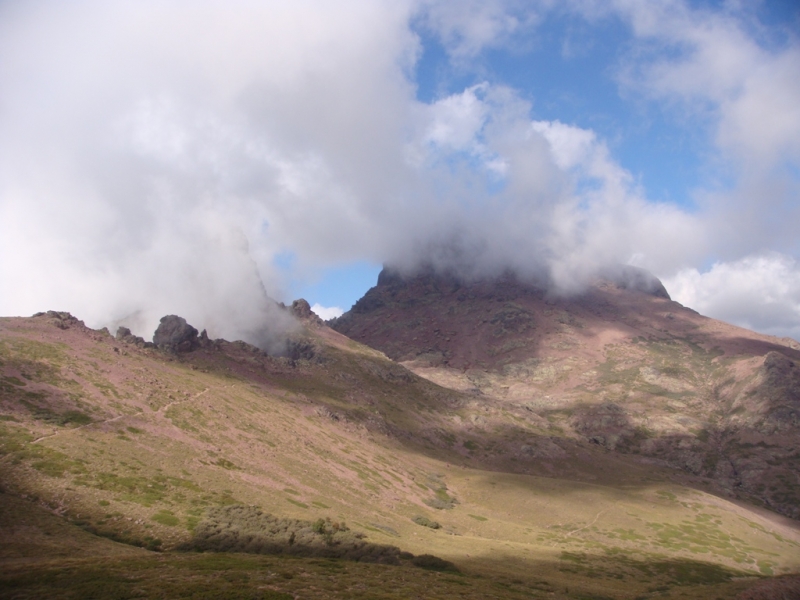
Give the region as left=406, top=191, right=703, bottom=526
left=333, top=265, right=678, bottom=371
left=290, top=298, right=324, bottom=326
left=331, top=264, right=800, bottom=520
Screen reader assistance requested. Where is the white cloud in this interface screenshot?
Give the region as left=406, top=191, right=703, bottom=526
left=607, top=0, right=800, bottom=252
left=0, top=0, right=706, bottom=335
left=310, top=304, right=344, bottom=321
left=630, top=1, right=800, bottom=171
left=665, top=253, right=800, bottom=341
left=425, top=83, right=491, bottom=152
left=531, top=120, right=597, bottom=171
left=0, top=0, right=797, bottom=344
left=0, top=0, right=420, bottom=342
left=416, top=0, right=545, bottom=59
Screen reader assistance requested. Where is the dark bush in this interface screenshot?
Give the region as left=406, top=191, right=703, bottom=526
left=411, top=554, right=459, bottom=572
left=178, top=505, right=402, bottom=564
left=413, top=516, right=441, bottom=529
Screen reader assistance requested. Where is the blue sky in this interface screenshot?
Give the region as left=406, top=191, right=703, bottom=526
left=1, top=0, right=799, bottom=341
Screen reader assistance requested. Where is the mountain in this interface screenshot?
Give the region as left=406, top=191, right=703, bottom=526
left=1, top=302, right=799, bottom=599
left=331, top=266, right=800, bottom=520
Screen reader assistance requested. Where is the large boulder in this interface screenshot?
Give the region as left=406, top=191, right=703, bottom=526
left=153, top=315, right=199, bottom=352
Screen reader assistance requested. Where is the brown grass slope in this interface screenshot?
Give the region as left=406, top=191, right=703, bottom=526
left=1, top=308, right=799, bottom=599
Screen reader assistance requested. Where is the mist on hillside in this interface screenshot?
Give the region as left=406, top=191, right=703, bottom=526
left=105, top=228, right=299, bottom=354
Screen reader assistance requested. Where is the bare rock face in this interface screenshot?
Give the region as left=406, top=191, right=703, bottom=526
left=153, top=315, right=199, bottom=352
left=290, top=299, right=323, bottom=326
left=606, top=265, right=671, bottom=299
left=290, top=298, right=313, bottom=318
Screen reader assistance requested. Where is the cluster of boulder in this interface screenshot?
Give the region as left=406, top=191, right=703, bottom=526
left=115, top=327, right=152, bottom=348
left=34, top=310, right=84, bottom=330
left=112, top=315, right=208, bottom=352
left=38, top=300, right=323, bottom=361
left=119, top=312, right=316, bottom=361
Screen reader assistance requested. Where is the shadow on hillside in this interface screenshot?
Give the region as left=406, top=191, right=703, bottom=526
left=451, top=551, right=762, bottom=599
left=715, top=336, right=800, bottom=362
left=176, top=505, right=408, bottom=565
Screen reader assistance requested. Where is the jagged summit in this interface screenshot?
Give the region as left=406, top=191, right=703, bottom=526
left=371, top=263, right=670, bottom=301
left=333, top=265, right=679, bottom=371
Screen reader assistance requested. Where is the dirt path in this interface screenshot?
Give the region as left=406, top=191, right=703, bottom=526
left=29, top=387, right=210, bottom=445
left=551, top=509, right=608, bottom=547
left=156, top=387, right=209, bottom=414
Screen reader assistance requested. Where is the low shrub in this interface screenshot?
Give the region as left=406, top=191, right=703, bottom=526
left=178, top=505, right=402, bottom=564
left=422, top=474, right=459, bottom=510
left=413, top=516, right=441, bottom=529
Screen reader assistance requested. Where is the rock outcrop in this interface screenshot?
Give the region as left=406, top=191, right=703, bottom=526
left=115, top=326, right=150, bottom=348
left=290, top=299, right=324, bottom=326
left=153, top=315, right=199, bottom=352
left=33, top=311, right=84, bottom=330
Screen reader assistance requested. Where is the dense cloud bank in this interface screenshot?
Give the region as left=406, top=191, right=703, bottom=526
left=0, top=0, right=798, bottom=340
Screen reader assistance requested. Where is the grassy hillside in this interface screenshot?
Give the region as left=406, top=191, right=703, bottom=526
left=1, top=311, right=799, bottom=599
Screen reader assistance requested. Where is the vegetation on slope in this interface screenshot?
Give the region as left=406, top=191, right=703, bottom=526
left=1, top=310, right=799, bottom=599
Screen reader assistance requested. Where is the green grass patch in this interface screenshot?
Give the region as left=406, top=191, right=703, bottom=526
left=28, top=447, right=87, bottom=477
left=151, top=510, right=180, bottom=527
left=81, top=472, right=169, bottom=506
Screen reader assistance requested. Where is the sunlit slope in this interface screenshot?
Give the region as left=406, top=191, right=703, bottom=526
left=1, top=312, right=799, bottom=599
